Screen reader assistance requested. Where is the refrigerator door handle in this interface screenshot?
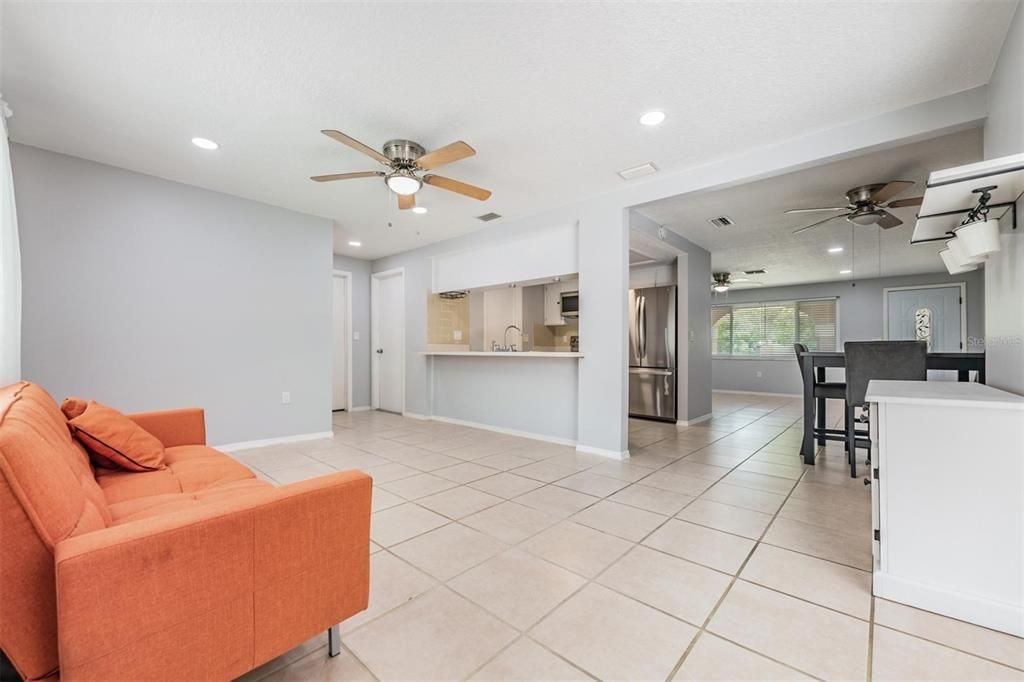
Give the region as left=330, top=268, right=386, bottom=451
left=639, top=295, right=647, bottom=359
left=634, top=295, right=642, bottom=362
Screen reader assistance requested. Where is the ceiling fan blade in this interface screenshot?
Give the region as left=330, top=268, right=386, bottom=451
left=397, top=193, right=415, bottom=210
left=792, top=213, right=847, bottom=235
left=310, top=171, right=385, bottom=182
left=423, top=174, right=492, bottom=201
left=416, top=141, right=476, bottom=170
left=321, top=130, right=390, bottom=165
left=784, top=207, right=848, bottom=214
left=885, top=196, right=924, bottom=209
left=870, top=180, right=914, bottom=205
left=876, top=210, right=903, bottom=229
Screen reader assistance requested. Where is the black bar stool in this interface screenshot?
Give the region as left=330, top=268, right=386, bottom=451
left=844, top=340, right=927, bottom=477
left=794, top=343, right=848, bottom=450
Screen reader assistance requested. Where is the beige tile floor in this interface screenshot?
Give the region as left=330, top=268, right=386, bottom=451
left=234, top=393, right=1024, bottom=682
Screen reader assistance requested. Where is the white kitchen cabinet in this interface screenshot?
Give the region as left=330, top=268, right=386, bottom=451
left=865, top=380, right=1024, bottom=636
left=543, top=283, right=564, bottom=326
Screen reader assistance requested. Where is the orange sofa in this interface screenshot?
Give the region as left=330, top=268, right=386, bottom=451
left=0, top=382, right=372, bottom=681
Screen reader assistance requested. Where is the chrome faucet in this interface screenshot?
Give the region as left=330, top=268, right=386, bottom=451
left=502, top=325, right=521, bottom=352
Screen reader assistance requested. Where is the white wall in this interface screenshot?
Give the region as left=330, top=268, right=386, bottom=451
left=13, top=143, right=334, bottom=444
left=983, top=1, right=1024, bottom=396
left=712, top=270, right=986, bottom=395
left=333, top=254, right=372, bottom=409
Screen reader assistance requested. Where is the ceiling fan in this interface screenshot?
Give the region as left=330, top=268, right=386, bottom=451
left=788, top=181, right=923, bottom=234
left=712, top=272, right=763, bottom=292
left=310, top=130, right=492, bottom=210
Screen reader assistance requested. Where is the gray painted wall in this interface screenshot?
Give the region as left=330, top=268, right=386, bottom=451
left=430, top=356, right=578, bottom=441
left=711, top=270, right=985, bottom=395
left=13, top=143, right=333, bottom=445
left=332, top=254, right=372, bottom=408
left=983, top=2, right=1024, bottom=396
left=630, top=210, right=713, bottom=421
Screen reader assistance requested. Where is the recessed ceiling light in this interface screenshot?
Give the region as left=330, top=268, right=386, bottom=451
left=191, top=137, right=219, bottom=150
left=840, top=269, right=852, bottom=274
left=411, top=206, right=428, bottom=215
left=828, top=247, right=844, bottom=254
left=348, top=241, right=361, bottom=247
left=639, top=111, right=666, bottom=126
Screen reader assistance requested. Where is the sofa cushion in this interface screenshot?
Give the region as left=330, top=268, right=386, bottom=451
left=67, top=401, right=167, bottom=472
left=107, top=478, right=273, bottom=525
left=95, top=445, right=259, bottom=505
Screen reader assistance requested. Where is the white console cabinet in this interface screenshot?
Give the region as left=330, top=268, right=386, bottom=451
left=865, top=380, right=1024, bottom=636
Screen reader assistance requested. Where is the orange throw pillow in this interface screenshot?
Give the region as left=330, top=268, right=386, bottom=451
left=65, top=401, right=167, bottom=472
left=60, top=396, right=89, bottom=420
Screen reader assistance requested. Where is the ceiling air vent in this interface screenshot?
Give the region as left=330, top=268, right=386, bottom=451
left=476, top=212, right=502, bottom=222
left=743, top=269, right=767, bottom=275
left=617, top=162, right=658, bottom=180
left=707, top=216, right=735, bottom=228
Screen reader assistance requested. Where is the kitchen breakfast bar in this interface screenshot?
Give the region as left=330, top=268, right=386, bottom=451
left=420, top=351, right=584, bottom=444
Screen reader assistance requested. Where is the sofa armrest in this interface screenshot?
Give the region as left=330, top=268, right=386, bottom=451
left=128, top=408, right=206, bottom=447
left=54, top=471, right=372, bottom=681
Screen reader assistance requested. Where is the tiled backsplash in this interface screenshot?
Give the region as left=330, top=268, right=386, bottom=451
left=426, top=293, right=470, bottom=346
left=531, top=320, right=579, bottom=351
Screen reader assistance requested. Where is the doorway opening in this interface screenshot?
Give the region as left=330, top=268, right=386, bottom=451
left=371, top=268, right=406, bottom=414
left=332, top=270, right=353, bottom=412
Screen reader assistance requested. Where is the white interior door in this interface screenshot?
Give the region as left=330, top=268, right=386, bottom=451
left=332, top=274, right=348, bottom=411
left=886, top=285, right=964, bottom=352
left=374, top=271, right=404, bottom=413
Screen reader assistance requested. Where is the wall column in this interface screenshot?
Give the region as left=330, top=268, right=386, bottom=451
left=575, top=201, right=630, bottom=458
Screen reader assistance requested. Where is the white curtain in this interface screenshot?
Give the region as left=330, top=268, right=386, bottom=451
left=0, top=95, right=21, bottom=386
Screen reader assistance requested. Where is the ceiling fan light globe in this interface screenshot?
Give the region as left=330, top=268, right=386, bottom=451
left=713, top=284, right=730, bottom=293
left=849, top=211, right=880, bottom=226
left=386, top=173, right=422, bottom=196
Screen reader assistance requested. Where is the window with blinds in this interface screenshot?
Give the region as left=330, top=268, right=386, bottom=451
left=712, top=298, right=837, bottom=358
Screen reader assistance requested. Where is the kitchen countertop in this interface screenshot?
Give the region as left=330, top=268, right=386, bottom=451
left=866, top=380, right=1024, bottom=410
left=420, top=351, right=584, bottom=358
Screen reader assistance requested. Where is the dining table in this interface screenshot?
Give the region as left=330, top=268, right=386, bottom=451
left=798, top=350, right=986, bottom=464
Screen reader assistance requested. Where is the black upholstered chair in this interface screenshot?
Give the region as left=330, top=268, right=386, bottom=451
left=844, top=340, right=927, bottom=477
left=794, top=343, right=848, bottom=448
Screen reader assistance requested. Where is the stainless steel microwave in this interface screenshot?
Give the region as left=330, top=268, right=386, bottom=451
left=560, top=291, right=579, bottom=318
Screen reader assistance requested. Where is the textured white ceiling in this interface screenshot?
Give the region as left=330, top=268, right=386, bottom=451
left=2, top=2, right=1015, bottom=259
left=634, top=128, right=985, bottom=287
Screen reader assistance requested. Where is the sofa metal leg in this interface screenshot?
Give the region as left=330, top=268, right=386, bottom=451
left=328, top=624, right=341, bottom=658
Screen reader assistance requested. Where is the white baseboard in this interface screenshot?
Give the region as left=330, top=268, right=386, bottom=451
left=425, top=414, right=576, bottom=447
left=713, top=389, right=802, bottom=398
left=403, top=411, right=431, bottom=421
left=677, top=412, right=713, bottom=426
left=349, top=405, right=372, bottom=412
left=216, top=430, right=334, bottom=453
left=874, top=571, right=1023, bottom=637
left=575, top=444, right=631, bottom=461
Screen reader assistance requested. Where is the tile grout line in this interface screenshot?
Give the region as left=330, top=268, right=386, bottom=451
left=663, top=441, right=824, bottom=682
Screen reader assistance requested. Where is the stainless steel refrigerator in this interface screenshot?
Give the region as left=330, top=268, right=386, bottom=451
left=629, top=285, right=677, bottom=422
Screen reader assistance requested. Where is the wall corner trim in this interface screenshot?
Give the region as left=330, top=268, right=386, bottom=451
left=216, top=430, right=335, bottom=453
left=575, top=444, right=630, bottom=461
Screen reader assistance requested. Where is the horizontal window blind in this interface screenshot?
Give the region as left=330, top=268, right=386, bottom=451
left=712, top=298, right=837, bottom=358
